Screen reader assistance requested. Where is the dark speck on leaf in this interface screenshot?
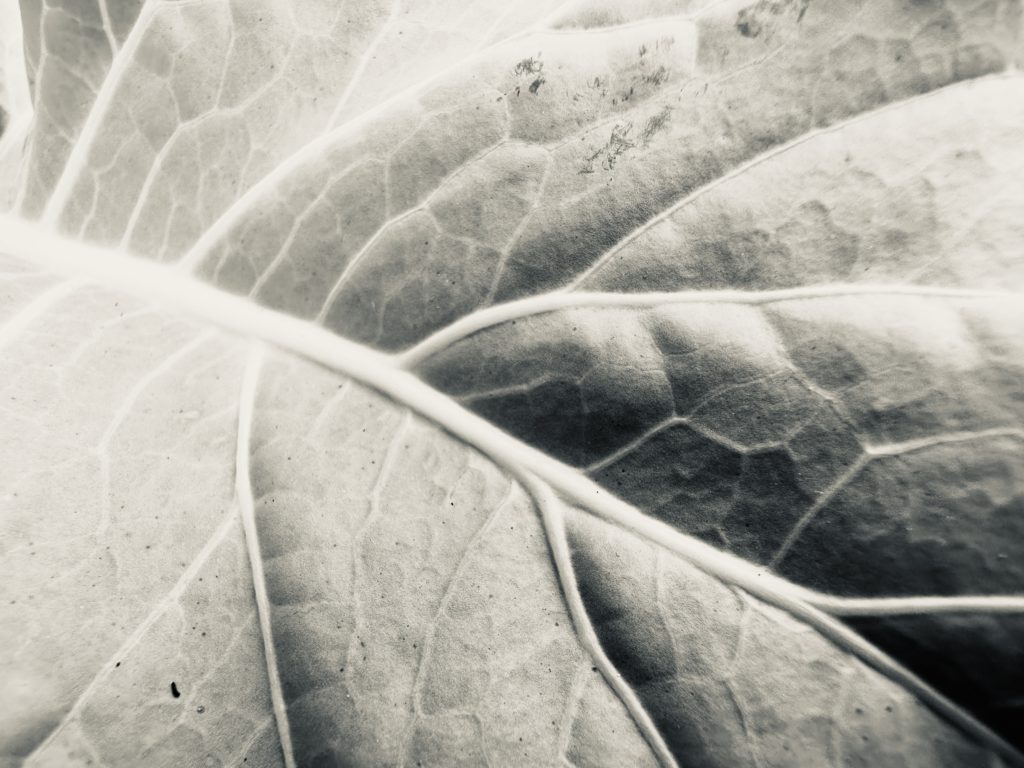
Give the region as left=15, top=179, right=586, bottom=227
left=171, top=682, right=181, bottom=698
left=643, top=65, right=669, bottom=86
left=640, top=106, right=672, bottom=145
left=528, top=77, right=545, bottom=94
left=513, top=56, right=543, bottom=76
left=736, top=14, right=760, bottom=38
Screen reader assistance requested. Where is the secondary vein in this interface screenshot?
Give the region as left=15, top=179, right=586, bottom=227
left=235, top=343, right=297, bottom=768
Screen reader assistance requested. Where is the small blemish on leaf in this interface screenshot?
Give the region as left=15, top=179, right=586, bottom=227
left=638, top=107, right=671, bottom=145
left=171, top=682, right=181, bottom=698
left=513, top=56, right=543, bottom=76
left=736, top=12, right=761, bottom=38
left=643, top=66, right=669, bottom=86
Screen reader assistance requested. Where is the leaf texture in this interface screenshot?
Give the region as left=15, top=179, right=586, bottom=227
left=1, top=0, right=1023, bottom=766
left=0, top=0, right=31, bottom=206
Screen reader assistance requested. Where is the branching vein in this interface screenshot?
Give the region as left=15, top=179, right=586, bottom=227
left=235, top=343, right=297, bottom=768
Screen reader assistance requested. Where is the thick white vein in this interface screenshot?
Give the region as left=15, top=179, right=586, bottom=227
left=812, top=595, right=1024, bottom=617
left=2, top=215, right=1022, bottom=766
left=864, top=428, right=1024, bottom=457
left=235, top=343, right=297, bottom=768
left=527, top=479, right=680, bottom=768
left=396, top=284, right=1018, bottom=367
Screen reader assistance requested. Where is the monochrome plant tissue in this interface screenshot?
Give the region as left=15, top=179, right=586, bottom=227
left=0, top=0, right=1022, bottom=766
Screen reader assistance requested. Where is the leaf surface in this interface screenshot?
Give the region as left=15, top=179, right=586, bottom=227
left=1, top=0, right=1023, bottom=766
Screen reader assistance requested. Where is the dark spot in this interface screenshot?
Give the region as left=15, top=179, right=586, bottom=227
left=171, top=682, right=181, bottom=698
left=528, top=77, right=545, bottom=94
left=640, top=106, right=672, bottom=145
left=736, top=11, right=761, bottom=37
left=736, top=0, right=810, bottom=38
left=643, top=66, right=670, bottom=86
left=513, top=56, right=544, bottom=76
left=581, top=122, right=635, bottom=173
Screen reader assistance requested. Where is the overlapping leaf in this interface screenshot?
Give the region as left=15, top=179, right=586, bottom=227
left=1, top=0, right=1022, bottom=766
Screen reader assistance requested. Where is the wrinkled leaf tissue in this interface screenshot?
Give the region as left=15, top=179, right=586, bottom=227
left=0, top=1, right=1022, bottom=766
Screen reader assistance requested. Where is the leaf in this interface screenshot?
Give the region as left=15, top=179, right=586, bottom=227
left=18, top=0, right=565, bottom=254
left=0, top=0, right=1022, bottom=766
left=13, top=0, right=146, bottom=216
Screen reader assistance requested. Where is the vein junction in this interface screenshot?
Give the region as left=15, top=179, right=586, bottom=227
left=3, top=214, right=1024, bottom=621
